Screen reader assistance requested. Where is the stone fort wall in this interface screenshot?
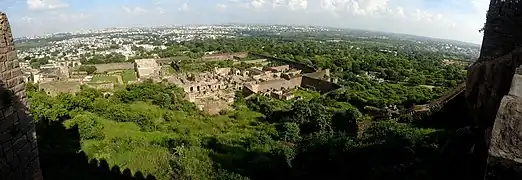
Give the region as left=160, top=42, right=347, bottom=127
left=249, top=53, right=317, bottom=73
left=0, top=12, right=43, bottom=180
left=479, top=0, right=522, bottom=61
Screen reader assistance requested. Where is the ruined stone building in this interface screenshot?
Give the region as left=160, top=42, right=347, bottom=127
left=243, top=68, right=339, bottom=99
left=57, top=60, right=81, bottom=68
left=0, top=12, right=43, bottom=180
left=134, top=58, right=160, bottom=80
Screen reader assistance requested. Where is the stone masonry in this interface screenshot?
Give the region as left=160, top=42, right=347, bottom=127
left=466, top=0, right=522, bottom=179
left=0, top=12, right=43, bottom=180
left=478, top=0, right=522, bottom=62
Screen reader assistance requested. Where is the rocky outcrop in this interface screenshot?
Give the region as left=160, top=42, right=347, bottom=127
left=0, top=12, right=43, bottom=180
left=486, top=65, right=522, bottom=178
left=490, top=71, right=522, bottom=160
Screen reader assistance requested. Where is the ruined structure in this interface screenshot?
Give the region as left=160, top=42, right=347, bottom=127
left=168, top=58, right=340, bottom=114
left=465, top=0, right=522, bottom=178
left=134, top=59, right=160, bottom=80
left=58, top=60, right=81, bottom=68
left=243, top=69, right=339, bottom=98
left=0, top=12, right=43, bottom=180
left=202, top=52, right=248, bottom=61
left=171, top=67, right=249, bottom=114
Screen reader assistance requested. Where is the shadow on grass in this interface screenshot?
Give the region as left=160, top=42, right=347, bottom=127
left=36, top=119, right=157, bottom=180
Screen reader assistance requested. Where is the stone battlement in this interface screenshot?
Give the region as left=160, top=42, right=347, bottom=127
left=479, top=0, right=522, bottom=61
left=0, top=12, right=43, bottom=180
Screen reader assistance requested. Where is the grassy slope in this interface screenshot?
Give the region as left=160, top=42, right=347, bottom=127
left=78, top=101, right=266, bottom=180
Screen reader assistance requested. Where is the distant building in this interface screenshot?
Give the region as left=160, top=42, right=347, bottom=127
left=134, top=59, right=160, bottom=80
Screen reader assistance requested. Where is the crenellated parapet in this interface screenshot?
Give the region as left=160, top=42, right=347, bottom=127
left=0, top=12, right=43, bottom=180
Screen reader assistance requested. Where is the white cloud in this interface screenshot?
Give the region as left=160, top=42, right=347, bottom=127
left=252, top=0, right=266, bottom=9
left=156, top=7, right=165, bottom=14
left=21, top=16, right=33, bottom=22
left=26, top=0, right=68, bottom=10
left=216, top=4, right=228, bottom=10
left=288, top=0, right=308, bottom=11
left=122, top=6, right=149, bottom=15
left=52, top=12, right=93, bottom=22
left=179, top=2, right=190, bottom=12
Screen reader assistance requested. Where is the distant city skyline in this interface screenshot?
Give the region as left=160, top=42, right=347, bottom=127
left=2, top=0, right=489, bottom=44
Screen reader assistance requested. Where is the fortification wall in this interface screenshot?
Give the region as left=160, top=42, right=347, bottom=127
left=479, top=0, right=522, bottom=61
left=249, top=53, right=317, bottom=73
left=301, top=76, right=341, bottom=93
left=256, top=76, right=303, bottom=93
left=0, top=12, right=43, bottom=180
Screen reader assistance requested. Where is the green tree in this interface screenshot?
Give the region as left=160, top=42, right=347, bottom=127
left=79, top=65, right=97, bottom=75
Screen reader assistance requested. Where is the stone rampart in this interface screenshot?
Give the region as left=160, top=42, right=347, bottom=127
left=479, top=0, right=522, bottom=61
left=256, top=76, right=303, bottom=93
left=0, top=12, right=43, bottom=180
left=249, top=53, right=317, bottom=73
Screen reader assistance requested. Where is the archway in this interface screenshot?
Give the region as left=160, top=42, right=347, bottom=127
left=190, top=87, right=194, bottom=92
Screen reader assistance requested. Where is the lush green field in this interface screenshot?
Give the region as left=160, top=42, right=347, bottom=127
left=122, top=70, right=137, bottom=83
left=91, top=75, right=119, bottom=83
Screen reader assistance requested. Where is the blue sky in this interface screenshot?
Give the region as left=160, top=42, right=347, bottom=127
left=1, top=0, right=489, bottom=44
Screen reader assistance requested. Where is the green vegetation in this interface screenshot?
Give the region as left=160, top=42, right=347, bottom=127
left=91, top=76, right=119, bottom=83
left=121, top=70, right=137, bottom=83
left=80, top=52, right=128, bottom=64
left=30, top=35, right=470, bottom=179
left=79, top=65, right=97, bottom=75
left=293, top=89, right=321, bottom=100
left=29, top=57, right=50, bottom=69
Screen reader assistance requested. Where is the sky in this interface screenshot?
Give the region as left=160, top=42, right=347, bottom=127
left=0, top=0, right=490, bottom=44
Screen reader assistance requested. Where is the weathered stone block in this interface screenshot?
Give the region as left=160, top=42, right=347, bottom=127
left=6, top=51, right=16, bottom=61
left=7, top=77, right=18, bottom=88
left=5, top=60, right=13, bottom=70
left=13, top=136, right=27, bottom=151
left=3, top=105, right=14, bottom=118
left=0, top=113, right=13, bottom=132
left=0, top=47, right=7, bottom=54
left=0, top=151, right=5, bottom=170
left=0, top=131, right=10, bottom=144
left=2, top=70, right=11, bottom=81
left=29, top=147, right=37, bottom=161
left=490, top=95, right=522, bottom=163
left=4, top=147, right=13, bottom=163
left=10, top=66, right=20, bottom=75
left=508, top=74, right=522, bottom=97
left=13, top=84, right=24, bottom=94
left=0, top=166, right=12, bottom=179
